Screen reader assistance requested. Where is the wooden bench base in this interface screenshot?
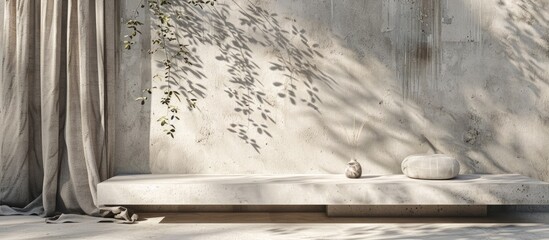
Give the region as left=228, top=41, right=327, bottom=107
left=327, top=205, right=487, bottom=217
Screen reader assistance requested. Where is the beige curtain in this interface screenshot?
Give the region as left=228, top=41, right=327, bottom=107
left=0, top=0, right=135, bottom=223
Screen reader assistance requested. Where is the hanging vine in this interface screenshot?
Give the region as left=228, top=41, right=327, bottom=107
left=124, top=0, right=216, bottom=137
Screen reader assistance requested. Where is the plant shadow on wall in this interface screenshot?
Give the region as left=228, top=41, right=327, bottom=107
left=497, top=0, right=549, bottom=87
left=491, top=0, right=549, bottom=179
left=462, top=0, right=549, bottom=178
left=142, top=0, right=336, bottom=153
left=420, top=0, right=549, bottom=179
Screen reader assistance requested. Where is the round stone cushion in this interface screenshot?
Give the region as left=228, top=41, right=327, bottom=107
left=401, top=154, right=460, bottom=180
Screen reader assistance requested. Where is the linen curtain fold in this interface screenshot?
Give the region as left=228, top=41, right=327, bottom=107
left=0, top=0, right=133, bottom=222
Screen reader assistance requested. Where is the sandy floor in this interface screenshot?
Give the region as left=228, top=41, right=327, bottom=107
left=1, top=212, right=549, bottom=240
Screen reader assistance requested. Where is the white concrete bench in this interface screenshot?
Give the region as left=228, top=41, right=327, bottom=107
left=97, top=174, right=549, bottom=217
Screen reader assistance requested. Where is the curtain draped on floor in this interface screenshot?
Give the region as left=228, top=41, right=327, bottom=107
left=0, top=0, right=136, bottom=223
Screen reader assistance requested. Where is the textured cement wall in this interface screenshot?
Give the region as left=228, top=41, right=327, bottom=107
left=116, top=0, right=549, bottom=181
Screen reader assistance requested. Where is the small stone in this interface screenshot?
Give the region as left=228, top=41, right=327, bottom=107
left=401, top=154, right=460, bottom=180
left=345, top=159, right=362, bottom=178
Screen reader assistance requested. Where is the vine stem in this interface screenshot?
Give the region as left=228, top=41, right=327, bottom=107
left=125, top=0, right=217, bottom=137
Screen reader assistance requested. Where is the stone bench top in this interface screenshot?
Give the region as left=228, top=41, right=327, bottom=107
left=97, top=174, right=549, bottom=206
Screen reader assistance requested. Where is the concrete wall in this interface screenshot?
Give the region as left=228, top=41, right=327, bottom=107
left=0, top=1, right=3, bottom=60
left=116, top=0, right=549, bottom=181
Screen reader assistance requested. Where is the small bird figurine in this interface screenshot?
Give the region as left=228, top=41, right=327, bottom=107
left=345, top=158, right=362, bottom=178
